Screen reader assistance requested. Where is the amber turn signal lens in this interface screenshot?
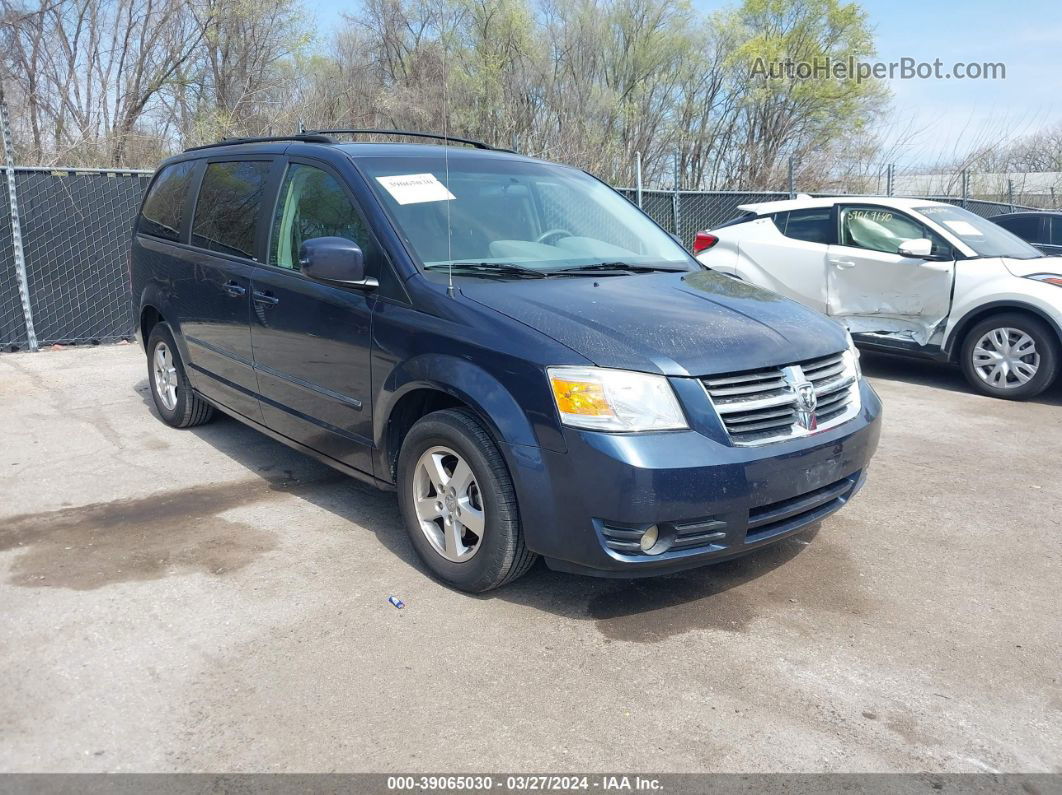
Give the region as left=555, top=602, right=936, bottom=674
left=550, top=377, right=615, bottom=417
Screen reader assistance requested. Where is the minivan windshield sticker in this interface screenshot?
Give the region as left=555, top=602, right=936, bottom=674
left=375, top=173, right=456, bottom=205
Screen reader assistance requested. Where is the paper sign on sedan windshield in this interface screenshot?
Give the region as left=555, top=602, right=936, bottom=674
left=376, top=173, right=456, bottom=205
left=942, top=219, right=984, bottom=237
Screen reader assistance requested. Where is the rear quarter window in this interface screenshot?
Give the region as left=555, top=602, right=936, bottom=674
left=715, top=211, right=757, bottom=229
left=138, top=161, right=195, bottom=241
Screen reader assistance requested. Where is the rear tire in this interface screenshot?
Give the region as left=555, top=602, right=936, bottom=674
left=959, top=312, right=1059, bottom=400
left=397, top=408, right=537, bottom=592
left=146, top=323, right=215, bottom=427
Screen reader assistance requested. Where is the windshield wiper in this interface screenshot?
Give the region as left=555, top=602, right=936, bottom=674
left=424, top=262, right=550, bottom=278
left=552, top=262, right=687, bottom=275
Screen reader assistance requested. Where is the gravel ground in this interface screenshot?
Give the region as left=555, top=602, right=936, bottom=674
left=0, top=344, right=1059, bottom=773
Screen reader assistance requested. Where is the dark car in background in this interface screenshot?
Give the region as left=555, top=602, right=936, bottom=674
left=993, top=211, right=1062, bottom=256
left=129, top=131, right=882, bottom=592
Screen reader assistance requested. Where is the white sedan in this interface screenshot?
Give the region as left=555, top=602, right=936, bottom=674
left=694, top=196, right=1062, bottom=399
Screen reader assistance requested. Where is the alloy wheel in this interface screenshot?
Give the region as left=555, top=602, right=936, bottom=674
left=411, top=445, right=486, bottom=562
left=152, top=342, right=179, bottom=411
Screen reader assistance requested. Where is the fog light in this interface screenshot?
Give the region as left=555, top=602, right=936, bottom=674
left=639, top=525, right=660, bottom=554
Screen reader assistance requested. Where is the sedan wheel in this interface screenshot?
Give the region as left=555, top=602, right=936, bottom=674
left=971, top=327, right=1039, bottom=389
left=960, top=313, right=1059, bottom=400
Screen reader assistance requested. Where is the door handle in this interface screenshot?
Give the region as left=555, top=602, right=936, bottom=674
left=252, top=290, right=279, bottom=306
left=828, top=258, right=856, bottom=269
left=222, top=280, right=247, bottom=297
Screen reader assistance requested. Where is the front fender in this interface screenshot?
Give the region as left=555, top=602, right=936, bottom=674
left=374, top=353, right=566, bottom=478
left=943, top=296, right=1062, bottom=358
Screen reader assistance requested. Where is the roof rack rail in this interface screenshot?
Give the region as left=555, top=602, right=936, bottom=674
left=305, top=129, right=499, bottom=151
left=183, top=133, right=335, bottom=152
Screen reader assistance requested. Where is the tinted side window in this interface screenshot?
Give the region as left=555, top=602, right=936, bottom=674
left=996, top=215, right=1043, bottom=243
left=775, top=207, right=832, bottom=244
left=1049, top=217, right=1062, bottom=246
left=192, top=161, right=271, bottom=259
left=270, top=163, right=378, bottom=271
left=139, top=161, right=195, bottom=241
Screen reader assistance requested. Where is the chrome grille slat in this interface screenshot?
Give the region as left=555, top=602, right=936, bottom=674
left=705, top=379, right=787, bottom=398
left=727, top=416, right=797, bottom=433
left=726, top=406, right=795, bottom=424
left=702, top=352, right=860, bottom=446
left=816, top=374, right=856, bottom=396
left=805, top=362, right=845, bottom=381
left=713, top=392, right=799, bottom=413
left=702, top=370, right=782, bottom=388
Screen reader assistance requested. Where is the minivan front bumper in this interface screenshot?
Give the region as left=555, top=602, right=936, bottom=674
left=507, top=379, right=882, bottom=577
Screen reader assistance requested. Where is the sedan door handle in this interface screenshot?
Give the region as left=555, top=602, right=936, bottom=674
left=222, top=280, right=247, bottom=297
left=828, top=258, right=856, bottom=269
left=252, top=290, right=279, bottom=306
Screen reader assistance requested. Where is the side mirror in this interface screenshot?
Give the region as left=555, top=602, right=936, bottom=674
left=299, top=237, right=378, bottom=289
left=897, top=238, right=933, bottom=259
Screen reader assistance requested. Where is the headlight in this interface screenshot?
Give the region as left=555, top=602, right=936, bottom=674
left=843, top=329, right=862, bottom=379
left=547, top=366, right=688, bottom=431
left=1026, top=273, right=1062, bottom=287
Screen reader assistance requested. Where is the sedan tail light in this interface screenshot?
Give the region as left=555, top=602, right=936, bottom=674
left=693, top=232, right=718, bottom=254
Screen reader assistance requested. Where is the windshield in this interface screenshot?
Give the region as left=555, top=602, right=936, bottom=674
left=915, top=205, right=1044, bottom=259
left=358, top=154, right=693, bottom=274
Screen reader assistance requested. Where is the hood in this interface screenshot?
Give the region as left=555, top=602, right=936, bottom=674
left=459, top=270, right=848, bottom=376
left=1001, top=255, right=1062, bottom=278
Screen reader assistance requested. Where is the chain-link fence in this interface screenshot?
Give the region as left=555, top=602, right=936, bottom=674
left=0, top=166, right=152, bottom=350
left=0, top=164, right=1049, bottom=352
left=616, top=188, right=1038, bottom=243
left=0, top=171, right=29, bottom=349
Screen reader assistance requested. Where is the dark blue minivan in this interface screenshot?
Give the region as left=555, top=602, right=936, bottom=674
left=130, top=131, right=882, bottom=592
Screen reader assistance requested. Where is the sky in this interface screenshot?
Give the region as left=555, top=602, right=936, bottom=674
left=858, top=0, right=1062, bottom=166
left=308, top=0, right=1062, bottom=167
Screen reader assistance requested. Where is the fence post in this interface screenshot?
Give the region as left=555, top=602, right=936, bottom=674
left=1008, top=178, right=1015, bottom=211
left=787, top=157, right=795, bottom=199
left=672, top=152, right=681, bottom=237
left=886, top=164, right=895, bottom=197
left=961, top=169, right=969, bottom=209
left=1051, top=187, right=1056, bottom=208
left=635, top=151, right=643, bottom=209
left=0, top=90, right=38, bottom=351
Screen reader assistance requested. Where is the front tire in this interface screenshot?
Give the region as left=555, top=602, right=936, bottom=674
left=397, top=409, right=537, bottom=592
left=146, top=323, right=215, bottom=427
left=960, top=313, right=1059, bottom=399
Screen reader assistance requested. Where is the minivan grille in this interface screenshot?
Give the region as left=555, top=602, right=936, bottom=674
left=702, top=352, right=859, bottom=446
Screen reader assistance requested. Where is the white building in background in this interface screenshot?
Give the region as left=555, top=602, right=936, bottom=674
left=892, top=171, right=1062, bottom=203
